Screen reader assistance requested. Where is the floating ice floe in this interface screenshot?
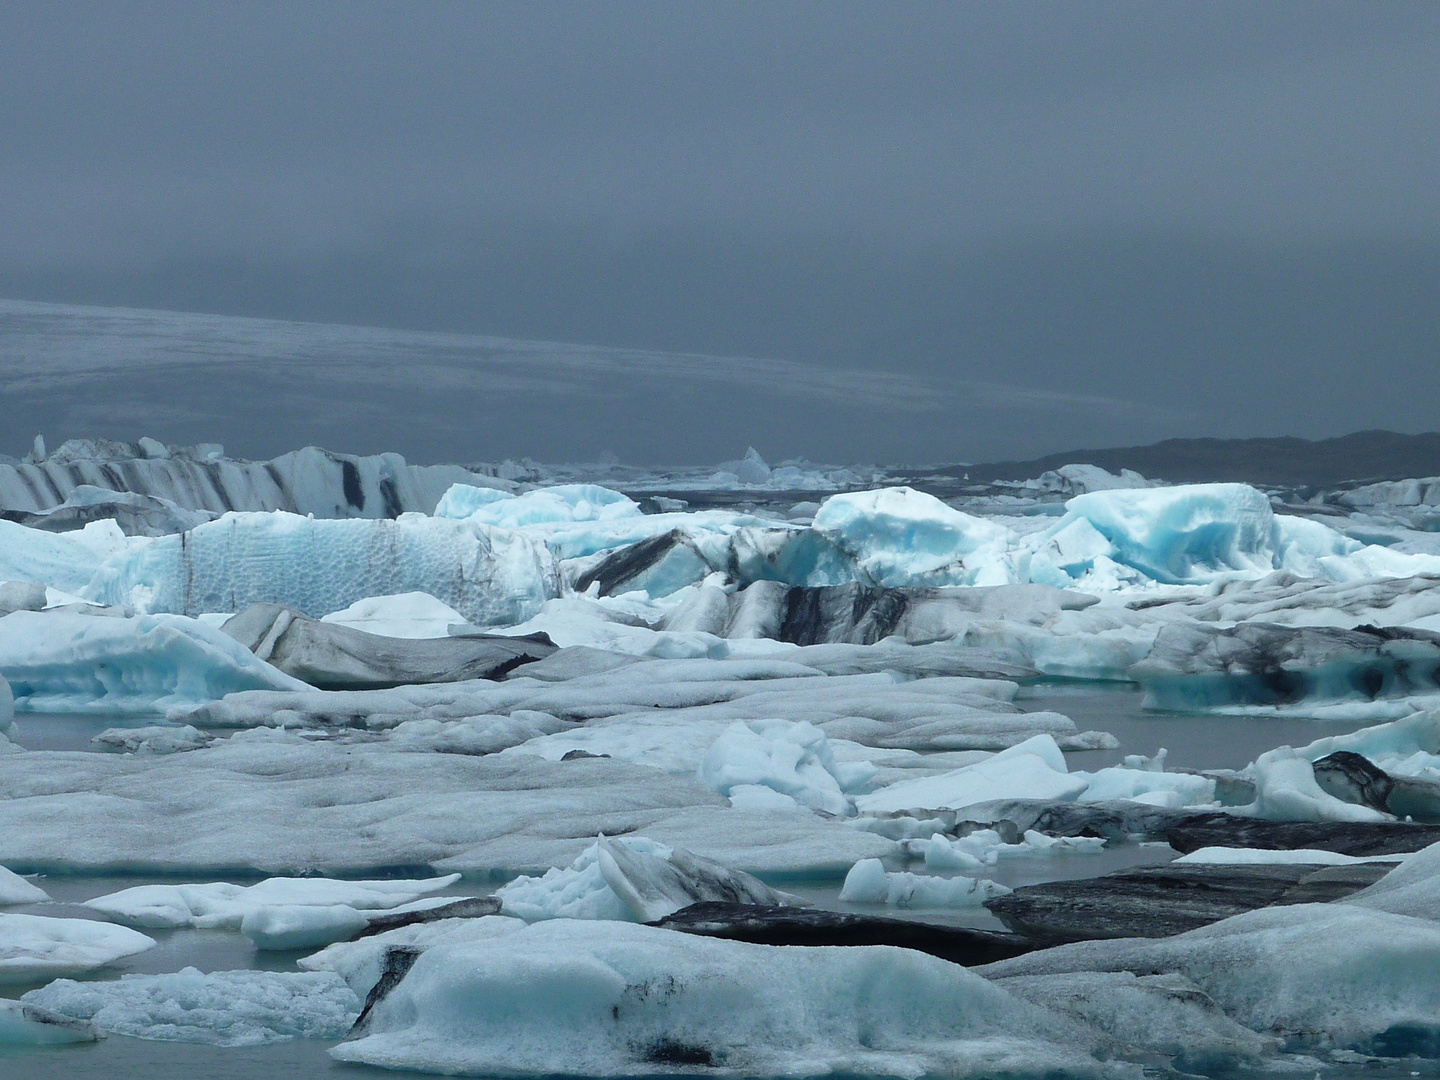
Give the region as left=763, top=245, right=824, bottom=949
left=330, top=919, right=1103, bottom=1077
left=839, top=859, right=1012, bottom=909
left=0, top=864, right=49, bottom=905
left=0, top=913, right=155, bottom=984
left=84, top=873, right=462, bottom=951
left=496, top=835, right=793, bottom=923
left=853, top=734, right=1215, bottom=816
left=23, top=967, right=360, bottom=1045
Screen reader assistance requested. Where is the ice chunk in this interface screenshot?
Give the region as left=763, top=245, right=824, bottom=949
left=0, top=865, right=49, bottom=905
left=697, top=718, right=872, bottom=816
left=84, top=874, right=461, bottom=933
left=92, top=724, right=215, bottom=755
left=495, top=836, right=790, bottom=924
left=854, top=735, right=1086, bottom=815
left=23, top=967, right=359, bottom=1045
left=84, top=510, right=560, bottom=627
left=495, top=836, right=675, bottom=922
left=1058, top=483, right=1277, bottom=584
left=239, top=904, right=371, bottom=951
left=0, top=913, right=155, bottom=984
left=331, top=919, right=1100, bottom=1077
left=0, top=999, right=102, bottom=1045
left=1243, top=747, right=1391, bottom=822
left=319, top=591, right=468, bottom=638
left=0, top=609, right=306, bottom=713
left=839, top=859, right=1012, bottom=909
left=810, top=487, right=1013, bottom=587
left=436, top=483, right=641, bottom=529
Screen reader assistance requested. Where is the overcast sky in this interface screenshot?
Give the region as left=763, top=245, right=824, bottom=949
left=2, top=2, right=1438, bottom=464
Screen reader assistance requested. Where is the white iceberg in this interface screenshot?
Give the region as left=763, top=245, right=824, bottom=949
left=854, top=735, right=1086, bottom=814
left=697, top=718, right=874, bottom=816
left=810, top=487, right=1013, bottom=588
left=495, top=835, right=791, bottom=924
left=22, top=967, right=360, bottom=1045
left=839, top=858, right=1011, bottom=909
left=0, top=865, right=49, bottom=906
left=0, top=913, right=155, bottom=984
left=84, top=510, right=559, bottom=627
left=331, top=919, right=1103, bottom=1077
left=0, top=609, right=307, bottom=713
left=84, top=873, right=462, bottom=951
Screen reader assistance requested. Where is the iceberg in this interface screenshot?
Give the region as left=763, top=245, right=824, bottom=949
left=22, top=967, right=360, bottom=1045
left=331, top=919, right=1103, bottom=1077
left=0, top=519, right=129, bottom=595
left=84, top=874, right=461, bottom=932
left=0, top=913, right=155, bottom=984
left=0, top=865, right=49, bottom=905
left=495, top=835, right=792, bottom=923
left=84, top=510, right=560, bottom=626
left=0, top=609, right=307, bottom=713
left=0, top=441, right=509, bottom=519
left=436, top=482, right=641, bottom=529
left=839, top=859, right=1012, bottom=909
left=854, top=735, right=1086, bottom=815
left=697, top=718, right=873, bottom=816
left=808, top=487, right=1013, bottom=588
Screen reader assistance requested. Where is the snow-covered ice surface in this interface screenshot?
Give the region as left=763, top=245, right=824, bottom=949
left=10, top=459, right=1440, bottom=1074
left=0, top=913, right=155, bottom=984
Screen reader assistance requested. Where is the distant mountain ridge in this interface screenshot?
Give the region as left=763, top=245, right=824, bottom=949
left=956, top=431, right=1440, bottom=489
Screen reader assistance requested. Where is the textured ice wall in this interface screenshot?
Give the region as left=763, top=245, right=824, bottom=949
left=0, top=444, right=508, bottom=518
left=85, top=512, right=560, bottom=626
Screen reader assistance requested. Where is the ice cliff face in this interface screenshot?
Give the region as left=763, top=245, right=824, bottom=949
left=0, top=440, right=511, bottom=522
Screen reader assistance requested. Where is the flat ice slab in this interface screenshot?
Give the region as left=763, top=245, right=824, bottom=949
left=0, top=912, right=155, bottom=985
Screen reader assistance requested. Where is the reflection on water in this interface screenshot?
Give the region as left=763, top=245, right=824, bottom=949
left=1020, top=682, right=1380, bottom=772
left=8, top=713, right=176, bottom=752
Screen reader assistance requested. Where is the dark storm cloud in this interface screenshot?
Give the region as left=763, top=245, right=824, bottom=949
left=1, top=2, right=1437, bottom=463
